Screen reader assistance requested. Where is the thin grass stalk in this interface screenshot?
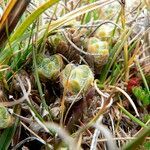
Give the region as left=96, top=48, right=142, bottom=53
left=32, top=30, right=53, bottom=121
left=17, top=76, right=54, bottom=136
left=117, top=103, right=148, bottom=128
left=109, top=85, right=139, bottom=116
left=38, top=3, right=59, bottom=54
left=46, top=0, right=115, bottom=35
left=75, top=94, right=113, bottom=137
left=121, top=1, right=129, bottom=82
left=135, top=57, right=150, bottom=94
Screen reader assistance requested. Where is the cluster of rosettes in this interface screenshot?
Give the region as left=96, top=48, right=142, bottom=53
left=36, top=24, right=118, bottom=97
left=37, top=54, right=94, bottom=97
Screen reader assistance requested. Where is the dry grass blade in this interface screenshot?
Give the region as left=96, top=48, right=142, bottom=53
left=0, top=0, right=17, bottom=27
left=47, top=0, right=115, bottom=33
left=16, top=76, right=50, bottom=133
left=91, top=116, right=118, bottom=150
left=0, top=75, right=31, bottom=107
left=109, top=86, right=139, bottom=116
left=94, top=80, right=113, bottom=108
left=0, top=0, right=30, bottom=47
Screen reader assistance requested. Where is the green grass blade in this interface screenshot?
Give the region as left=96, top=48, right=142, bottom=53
left=9, top=0, right=59, bottom=43
left=118, top=103, right=148, bottom=128
left=0, top=0, right=59, bottom=65
left=99, top=28, right=133, bottom=83
left=0, top=126, right=17, bottom=150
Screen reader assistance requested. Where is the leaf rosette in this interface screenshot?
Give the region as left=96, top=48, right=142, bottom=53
left=37, top=54, right=64, bottom=80
left=60, top=64, right=94, bottom=96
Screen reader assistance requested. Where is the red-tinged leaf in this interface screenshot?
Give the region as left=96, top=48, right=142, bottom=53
left=127, top=77, right=141, bottom=92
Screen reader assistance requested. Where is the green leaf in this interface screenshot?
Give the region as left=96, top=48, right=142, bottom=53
left=0, top=106, right=20, bottom=150
left=132, top=87, right=150, bottom=106
left=118, top=103, right=148, bottom=128
left=144, top=142, right=150, bottom=150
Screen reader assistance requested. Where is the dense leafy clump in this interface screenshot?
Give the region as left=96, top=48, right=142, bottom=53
left=0, top=0, right=149, bottom=149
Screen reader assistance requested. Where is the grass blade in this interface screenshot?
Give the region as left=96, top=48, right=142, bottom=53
left=9, top=0, right=59, bottom=43
left=123, top=127, right=150, bottom=150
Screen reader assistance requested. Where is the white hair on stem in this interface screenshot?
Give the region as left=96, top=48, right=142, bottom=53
left=90, top=116, right=118, bottom=150
left=45, top=122, right=78, bottom=150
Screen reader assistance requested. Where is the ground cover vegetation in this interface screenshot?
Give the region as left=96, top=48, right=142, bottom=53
left=0, top=0, right=149, bottom=149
